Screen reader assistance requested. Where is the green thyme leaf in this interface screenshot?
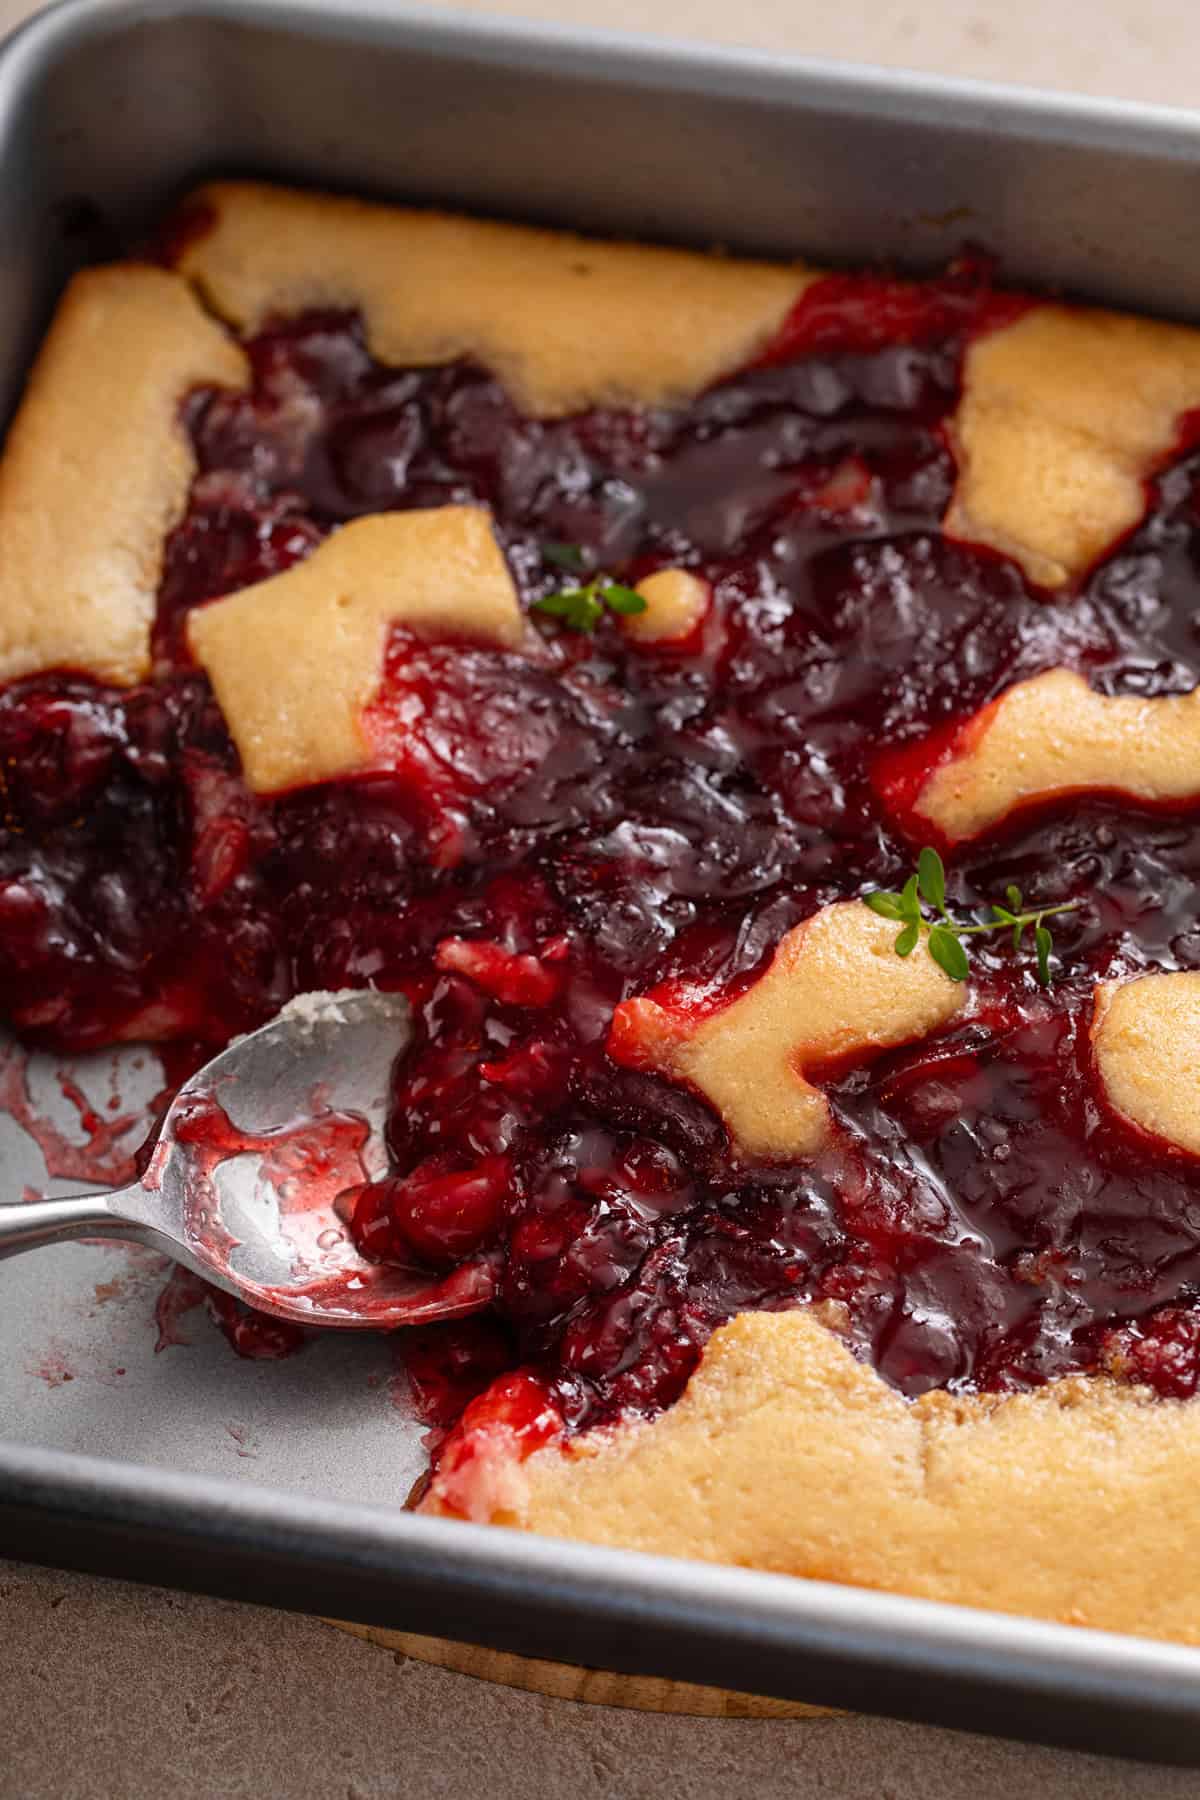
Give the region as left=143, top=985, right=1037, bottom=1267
left=600, top=583, right=649, bottom=616
left=542, top=541, right=588, bottom=573
left=917, top=846, right=946, bottom=912
left=535, top=549, right=649, bottom=633
left=988, top=903, right=1024, bottom=950
left=532, top=588, right=604, bottom=630
left=927, top=924, right=969, bottom=982
left=864, top=891, right=906, bottom=920
left=877, top=847, right=1078, bottom=985
left=532, top=589, right=581, bottom=616
left=573, top=595, right=605, bottom=630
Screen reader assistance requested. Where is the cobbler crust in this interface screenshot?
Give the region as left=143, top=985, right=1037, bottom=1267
left=945, top=303, right=1200, bottom=588
left=176, top=181, right=815, bottom=420
left=0, top=266, right=247, bottom=686
left=187, top=507, right=524, bottom=792
left=424, top=1307, right=1200, bottom=1645
left=610, top=901, right=965, bottom=1159
left=1093, top=971, right=1200, bottom=1158
left=910, top=667, right=1200, bottom=844
left=621, top=569, right=710, bottom=645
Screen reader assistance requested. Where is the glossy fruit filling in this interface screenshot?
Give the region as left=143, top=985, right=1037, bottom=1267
left=6, top=257, right=1200, bottom=1447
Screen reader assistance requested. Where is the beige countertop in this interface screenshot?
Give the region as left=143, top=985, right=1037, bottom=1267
left=3, top=0, right=1200, bottom=1792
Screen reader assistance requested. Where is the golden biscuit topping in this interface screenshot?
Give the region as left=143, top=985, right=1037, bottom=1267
left=187, top=507, right=523, bottom=793
left=1093, top=971, right=1200, bottom=1157
left=907, top=668, right=1200, bottom=844
left=621, top=569, right=710, bottom=645
left=608, top=900, right=965, bottom=1160
left=423, top=1308, right=1200, bottom=1645
left=0, top=266, right=247, bottom=686
left=176, top=182, right=815, bottom=420
left=945, top=304, right=1200, bottom=588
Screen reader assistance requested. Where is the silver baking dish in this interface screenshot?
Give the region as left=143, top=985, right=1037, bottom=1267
left=4, top=0, right=1200, bottom=1761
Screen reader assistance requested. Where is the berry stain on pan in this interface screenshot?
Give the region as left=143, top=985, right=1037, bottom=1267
left=0, top=1042, right=157, bottom=1188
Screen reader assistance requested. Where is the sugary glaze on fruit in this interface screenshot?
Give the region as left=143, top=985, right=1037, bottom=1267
left=6, top=254, right=1200, bottom=1439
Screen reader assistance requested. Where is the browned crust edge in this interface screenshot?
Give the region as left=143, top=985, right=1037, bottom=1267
left=186, top=506, right=525, bottom=793
left=424, top=1308, right=1200, bottom=1647
left=913, top=668, right=1200, bottom=844
left=944, top=302, right=1200, bottom=589
left=174, top=180, right=815, bottom=419
left=0, top=264, right=247, bottom=686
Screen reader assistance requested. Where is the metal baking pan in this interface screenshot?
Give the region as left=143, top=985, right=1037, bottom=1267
left=4, top=0, right=1200, bottom=1762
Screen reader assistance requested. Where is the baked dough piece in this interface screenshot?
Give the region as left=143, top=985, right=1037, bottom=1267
left=174, top=181, right=815, bottom=420
left=0, top=266, right=247, bottom=686
left=608, top=900, right=965, bottom=1159
left=621, top=569, right=710, bottom=645
left=945, top=304, right=1200, bottom=589
left=1093, top=971, right=1200, bottom=1156
left=187, top=507, right=524, bottom=793
left=424, top=1307, right=1200, bottom=1646
left=905, top=668, right=1200, bottom=845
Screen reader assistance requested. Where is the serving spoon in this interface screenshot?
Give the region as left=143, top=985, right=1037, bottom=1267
left=0, top=990, right=494, bottom=1329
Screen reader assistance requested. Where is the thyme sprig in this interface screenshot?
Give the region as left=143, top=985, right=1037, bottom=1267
left=533, top=542, right=647, bottom=632
left=865, top=847, right=1079, bottom=986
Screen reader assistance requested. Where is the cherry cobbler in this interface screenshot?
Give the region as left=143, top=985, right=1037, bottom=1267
left=7, top=181, right=1200, bottom=1642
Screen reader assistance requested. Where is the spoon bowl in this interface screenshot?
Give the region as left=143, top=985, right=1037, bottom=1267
left=0, top=991, right=496, bottom=1329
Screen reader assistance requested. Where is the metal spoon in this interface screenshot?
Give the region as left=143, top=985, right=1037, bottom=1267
left=0, top=990, right=495, bottom=1330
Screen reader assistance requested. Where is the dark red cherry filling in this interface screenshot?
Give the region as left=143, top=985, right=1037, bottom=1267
left=6, top=255, right=1200, bottom=1435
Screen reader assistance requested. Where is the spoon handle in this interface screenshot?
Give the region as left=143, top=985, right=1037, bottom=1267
left=0, top=1190, right=147, bottom=1260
